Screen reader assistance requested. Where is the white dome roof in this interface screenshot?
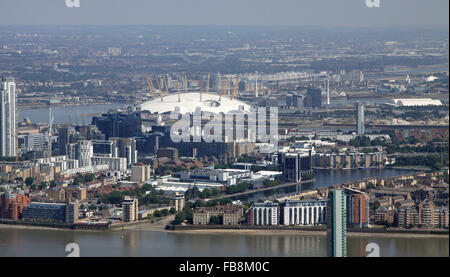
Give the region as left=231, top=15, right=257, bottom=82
left=139, top=92, right=252, bottom=114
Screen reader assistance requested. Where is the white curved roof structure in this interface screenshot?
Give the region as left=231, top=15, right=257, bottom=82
left=139, top=92, right=252, bottom=114
left=394, top=98, right=442, bottom=107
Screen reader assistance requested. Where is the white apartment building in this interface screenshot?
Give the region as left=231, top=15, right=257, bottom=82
left=282, top=200, right=327, bottom=226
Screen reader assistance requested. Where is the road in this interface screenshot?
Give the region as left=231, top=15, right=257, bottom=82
left=203, top=180, right=314, bottom=201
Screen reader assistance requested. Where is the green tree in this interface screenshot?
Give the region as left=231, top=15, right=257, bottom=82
left=154, top=210, right=162, bottom=217
left=39, top=181, right=49, bottom=190
left=49, top=180, right=57, bottom=188
left=84, top=173, right=95, bottom=183
left=25, top=177, right=34, bottom=187
left=161, top=209, right=169, bottom=217
left=105, top=191, right=124, bottom=205
left=174, top=211, right=186, bottom=224
left=209, top=215, right=223, bottom=225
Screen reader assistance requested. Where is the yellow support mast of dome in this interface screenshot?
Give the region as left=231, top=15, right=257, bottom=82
left=164, top=75, right=169, bottom=95
left=154, top=74, right=163, bottom=102
left=219, top=76, right=230, bottom=102
left=230, top=75, right=241, bottom=100
left=146, top=75, right=156, bottom=99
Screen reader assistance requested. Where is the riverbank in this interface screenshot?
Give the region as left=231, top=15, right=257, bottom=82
left=166, top=224, right=449, bottom=238
left=168, top=229, right=449, bottom=239
left=0, top=215, right=175, bottom=232
left=1, top=221, right=448, bottom=240
left=391, top=166, right=432, bottom=171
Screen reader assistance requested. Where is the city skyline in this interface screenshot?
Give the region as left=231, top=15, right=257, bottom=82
left=0, top=1, right=448, bottom=259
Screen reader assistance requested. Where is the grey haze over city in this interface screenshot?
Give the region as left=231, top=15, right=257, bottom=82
left=0, top=0, right=449, bottom=260
left=0, top=0, right=448, bottom=27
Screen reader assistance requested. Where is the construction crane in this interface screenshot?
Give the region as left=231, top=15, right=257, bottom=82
left=230, top=75, right=241, bottom=100
left=154, top=74, right=164, bottom=102
left=146, top=76, right=156, bottom=99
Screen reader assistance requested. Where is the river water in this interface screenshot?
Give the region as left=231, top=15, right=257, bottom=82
left=18, top=103, right=125, bottom=125
left=0, top=227, right=447, bottom=257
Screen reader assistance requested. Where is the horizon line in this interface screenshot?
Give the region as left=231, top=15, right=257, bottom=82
left=0, top=24, right=448, bottom=29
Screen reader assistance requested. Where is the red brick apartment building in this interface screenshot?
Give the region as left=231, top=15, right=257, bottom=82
left=0, top=192, right=30, bottom=220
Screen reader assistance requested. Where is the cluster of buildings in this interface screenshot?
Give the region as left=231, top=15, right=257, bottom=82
left=0, top=189, right=79, bottom=224
left=246, top=188, right=369, bottom=228
left=0, top=136, right=144, bottom=185
left=395, top=128, right=449, bottom=143
left=375, top=199, right=448, bottom=229
left=314, top=151, right=389, bottom=169
left=374, top=197, right=448, bottom=229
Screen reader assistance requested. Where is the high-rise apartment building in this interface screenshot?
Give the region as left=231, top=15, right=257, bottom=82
left=280, top=151, right=313, bottom=183
left=327, top=190, right=347, bottom=257
left=122, top=197, right=139, bottom=222
left=1, top=77, right=17, bottom=157
left=356, top=102, right=365, bottom=135
left=305, top=88, right=322, bottom=108
left=131, top=164, right=152, bottom=183
left=170, top=193, right=185, bottom=212
left=345, top=188, right=369, bottom=228
left=109, top=137, right=138, bottom=167
left=58, top=126, right=71, bottom=155
left=77, top=140, right=93, bottom=167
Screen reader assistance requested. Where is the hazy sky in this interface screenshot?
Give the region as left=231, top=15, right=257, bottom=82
left=0, top=0, right=448, bottom=27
